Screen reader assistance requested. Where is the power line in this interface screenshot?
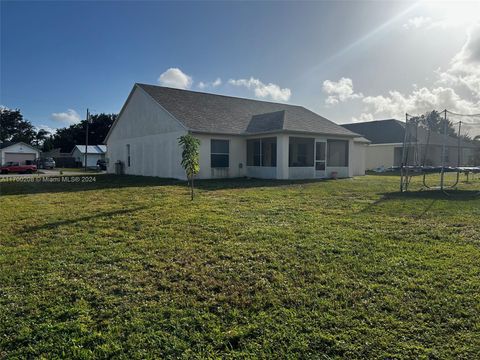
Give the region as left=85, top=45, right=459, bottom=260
left=446, top=110, right=480, bottom=117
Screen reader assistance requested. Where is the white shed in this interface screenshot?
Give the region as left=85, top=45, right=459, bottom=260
left=71, top=145, right=107, bottom=167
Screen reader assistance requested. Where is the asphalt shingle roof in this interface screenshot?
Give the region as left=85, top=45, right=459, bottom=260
left=137, top=84, right=358, bottom=137
left=73, top=145, right=107, bottom=154
left=342, top=120, right=406, bottom=144
left=342, top=119, right=477, bottom=148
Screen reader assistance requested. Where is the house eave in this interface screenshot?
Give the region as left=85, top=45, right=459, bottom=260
left=191, top=129, right=360, bottom=138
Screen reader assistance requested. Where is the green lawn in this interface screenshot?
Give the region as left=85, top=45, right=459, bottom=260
left=1, top=174, right=479, bottom=359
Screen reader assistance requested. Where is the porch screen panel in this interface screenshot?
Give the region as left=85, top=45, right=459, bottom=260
left=289, top=137, right=314, bottom=167
left=247, top=139, right=261, bottom=166
left=261, top=137, right=277, bottom=167
left=327, top=140, right=349, bottom=166
left=247, top=137, right=277, bottom=167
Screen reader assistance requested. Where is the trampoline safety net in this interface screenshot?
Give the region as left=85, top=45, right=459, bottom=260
left=400, top=109, right=480, bottom=195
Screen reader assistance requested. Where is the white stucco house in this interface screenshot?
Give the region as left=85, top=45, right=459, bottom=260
left=71, top=145, right=107, bottom=167
left=0, top=142, right=40, bottom=165
left=343, top=119, right=479, bottom=170
left=105, top=83, right=367, bottom=180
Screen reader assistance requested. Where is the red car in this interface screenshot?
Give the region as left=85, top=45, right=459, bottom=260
left=0, top=162, right=37, bottom=174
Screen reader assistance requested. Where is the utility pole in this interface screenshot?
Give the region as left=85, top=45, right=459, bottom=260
left=85, top=108, right=90, bottom=171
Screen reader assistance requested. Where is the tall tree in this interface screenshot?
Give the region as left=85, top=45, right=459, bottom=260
left=34, top=129, right=51, bottom=147
left=417, top=110, right=457, bottom=137
left=49, top=113, right=116, bottom=152
left=0, top=107, right=37, bottom=144
left=178, top=134, right=200, bottom=200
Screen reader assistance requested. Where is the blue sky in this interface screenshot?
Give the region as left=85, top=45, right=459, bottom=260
left=1, top=1, right=479, bottom=134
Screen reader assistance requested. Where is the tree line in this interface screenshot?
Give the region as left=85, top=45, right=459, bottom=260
left=410, top=110, right=480, bottom=141
left=0, top=107, right=116, bottom=153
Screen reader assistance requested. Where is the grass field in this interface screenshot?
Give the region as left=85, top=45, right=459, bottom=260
left=1, top=174, right=479, bottom=359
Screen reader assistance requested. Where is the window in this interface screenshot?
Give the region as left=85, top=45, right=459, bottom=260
left=327, top=140, right=349, bottom=167
left=211, top=139, right=229, bottom=168
left=289, top=137, right=314, bottom=167
left=247, top=137, right=277, bottom=167
left=126, top=144, right=131, bottom=167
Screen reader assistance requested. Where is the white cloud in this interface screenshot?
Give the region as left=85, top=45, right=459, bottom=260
left=331, top=26, right=480, bottom=125
left=51, top=109, right=81, bottom=125
left=35, top=125, right=57, bottom=135
left=437, top=23, right=480, bottom=97
left=197, top=77, right=222, bottom=90
left=228, top=77, right=291, bottom=102
left=351, top=113, right=374, bottom=123
left=403, top=16, right=433, bottom=30
left=322, top=77, right=363, bottom=105
left=361, top=86, right=480, bottom=120
left=158, top=67, right=193, bottom=89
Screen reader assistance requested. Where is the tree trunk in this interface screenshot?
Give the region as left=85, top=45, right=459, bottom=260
left=190, top=176, right=194, bottom=200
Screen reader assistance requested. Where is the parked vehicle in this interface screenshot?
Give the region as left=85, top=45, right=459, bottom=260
left=96, top=159, right=107, bottom=171
left=42, top=157, right=56, bottom=169
left=0, top=162, right=37, bottom=174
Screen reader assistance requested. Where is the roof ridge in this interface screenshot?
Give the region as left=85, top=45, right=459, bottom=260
left=136, top=83, right=302, bottom=108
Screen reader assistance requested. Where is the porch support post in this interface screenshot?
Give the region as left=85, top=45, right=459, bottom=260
left=276, top=134, right=289, bottom=180
left=348, top=139, right=354, bottom=177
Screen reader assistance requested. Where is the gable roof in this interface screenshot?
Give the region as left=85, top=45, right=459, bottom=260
left=72, top=145, right=106, bottom=154
left=0, top=141, right=40, bottom=152
left=125, top=84, right=358, bottom=137
left=342, top=119, right=478, bottom=148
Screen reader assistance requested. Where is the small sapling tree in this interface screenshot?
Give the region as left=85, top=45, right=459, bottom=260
left=178, top=133, right=200, bottom=200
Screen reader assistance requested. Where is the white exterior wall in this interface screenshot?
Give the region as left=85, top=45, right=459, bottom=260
left=276, top=134, right=289, bottom=179
left=72, top=148, right=105, bottom=167
left=366, top=144, right=396, bottom=170
left=194, top=133, right=247, bottom=179
left=106, top=86, right=187, bottom=179
left=1, top=143, right=40, bottom=165
left=352, top=142, right=367, bottom=176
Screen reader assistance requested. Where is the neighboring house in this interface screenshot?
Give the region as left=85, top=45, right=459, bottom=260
left=105, top=84, right=366, bottom=180
left=0, top=142, right=40, bottom=165
left=71, top=145, right=107, bottom=167
left=342, top=119, right=479, bottom=170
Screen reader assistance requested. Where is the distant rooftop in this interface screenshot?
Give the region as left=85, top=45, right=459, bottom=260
left=72, top=145, right=107, bottom=154
left=342, top=119, right=477, bottom=148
